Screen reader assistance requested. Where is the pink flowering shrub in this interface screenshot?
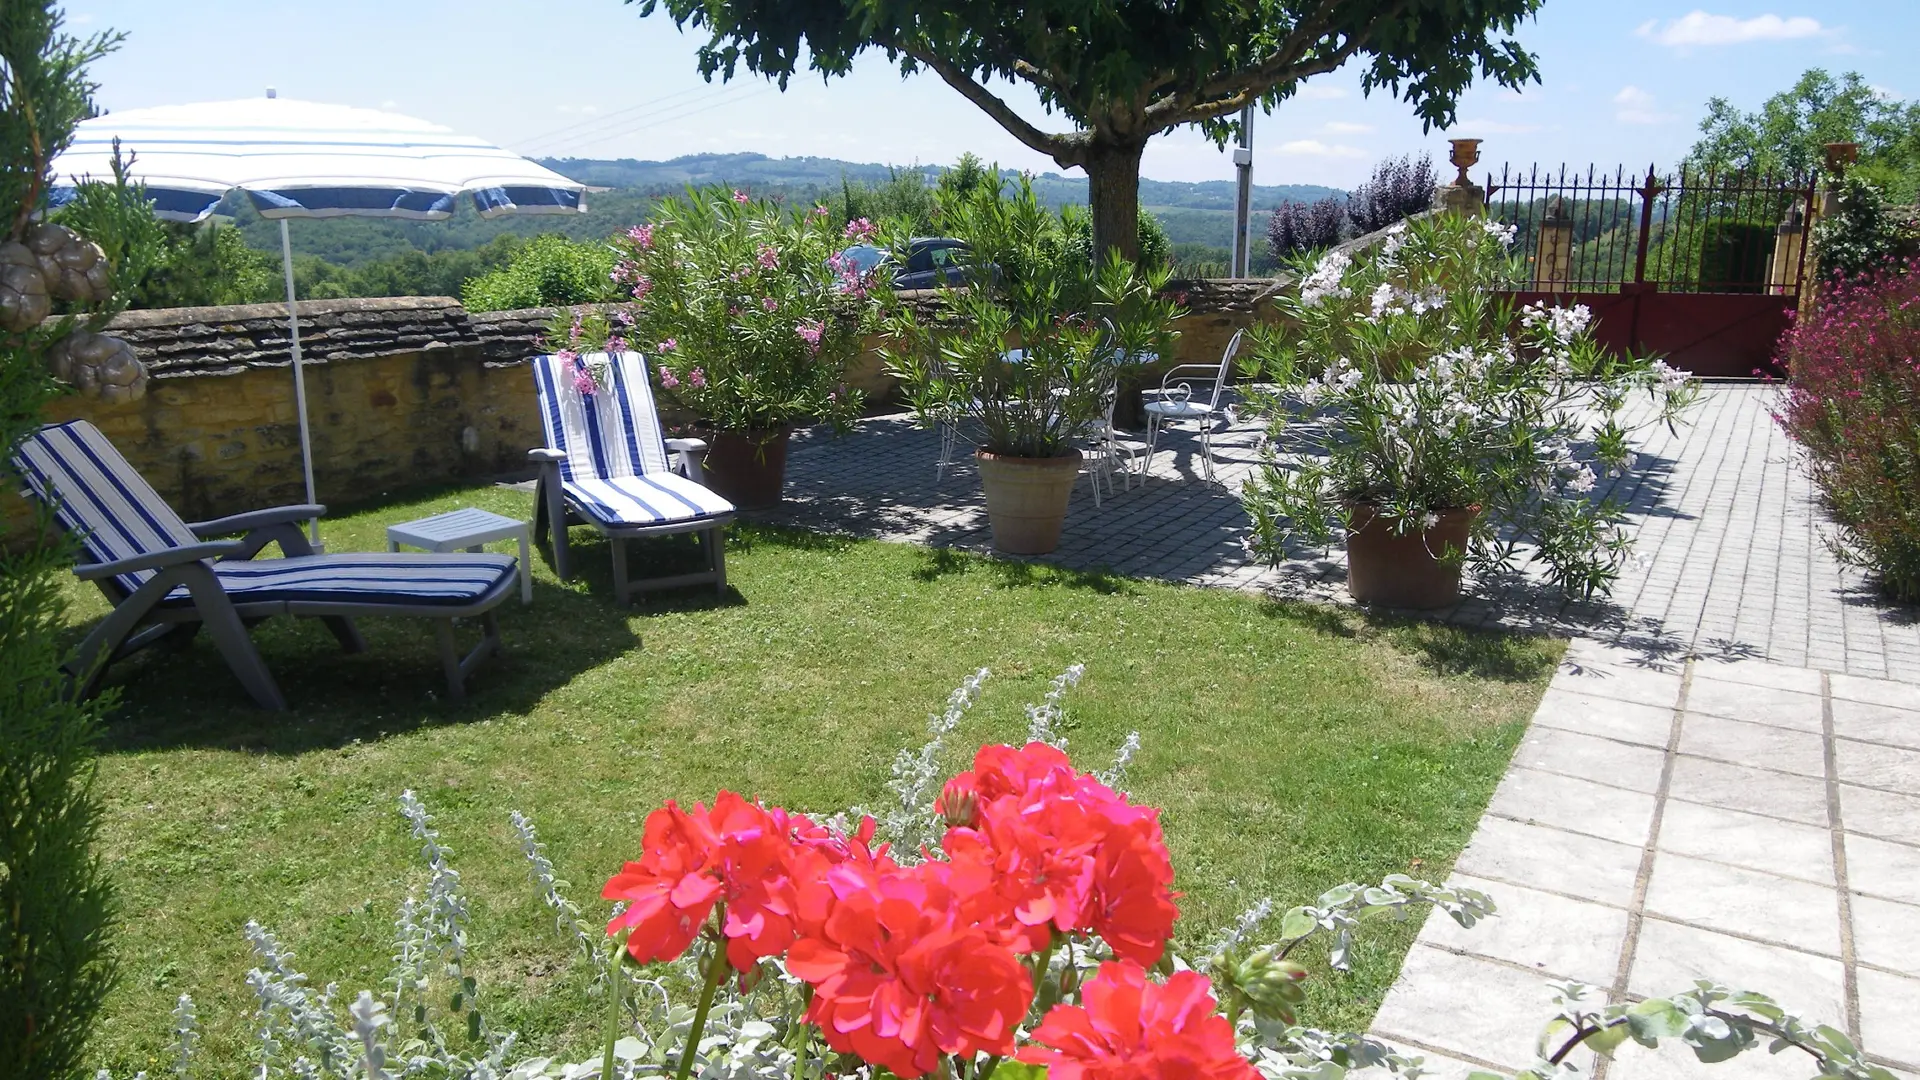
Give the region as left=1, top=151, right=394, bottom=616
left=1776, top=260, right=1920, bottom=601
left=554, top=186, right=894, bottom=434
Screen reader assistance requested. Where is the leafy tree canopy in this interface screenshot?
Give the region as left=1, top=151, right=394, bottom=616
left=630, top=0, right=1544, bottom=259
left=1687, top=69, right=1920, bottom=200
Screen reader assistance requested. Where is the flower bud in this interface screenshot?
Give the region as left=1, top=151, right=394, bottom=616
left=934, top=778, right=978, bottom=829
left=1232, top=946, right=1310, bottom=1023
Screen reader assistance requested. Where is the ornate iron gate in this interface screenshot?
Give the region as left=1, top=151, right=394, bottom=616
left=1487, top=165, right=1818, bottom=377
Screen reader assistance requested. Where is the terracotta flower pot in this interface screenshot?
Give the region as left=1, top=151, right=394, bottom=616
left=702, top=427, right=792, bottom=509
left=975, top=449, right=1082, bottom=555
left=1344, top=503, right=1477, bottom=609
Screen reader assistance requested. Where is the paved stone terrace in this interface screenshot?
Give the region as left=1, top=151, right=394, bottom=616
left=1362, top=643, right=1920, bottom=1079
left=758, top=384, right=1920, bottom=683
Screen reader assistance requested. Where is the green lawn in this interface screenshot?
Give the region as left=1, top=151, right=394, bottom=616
left=64, top=483, right=1560, bottom=1075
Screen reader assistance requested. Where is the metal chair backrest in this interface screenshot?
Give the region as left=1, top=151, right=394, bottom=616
left=1205, top=329, right=1248, bottom=411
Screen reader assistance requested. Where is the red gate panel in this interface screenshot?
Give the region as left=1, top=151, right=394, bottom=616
left=1504, top=289, right=1791, bottom=378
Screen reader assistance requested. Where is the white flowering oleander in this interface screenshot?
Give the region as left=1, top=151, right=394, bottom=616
left=1297, top=250, right=1352, bottom=308
left=1563, top=462, right=1598, bottom=494
left=1481, top=219, right=1519, bottom=248
left=1649, top=357, right=1690, bottom=392
left=1377, top=221, right=1409, bottom=263
left=1522, top=302, right=1593, bottom=344
left=1366, top=282, right=1403, bottom=321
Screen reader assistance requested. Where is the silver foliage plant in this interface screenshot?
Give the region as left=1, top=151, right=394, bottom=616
left=109, top=667, right=1893, bottom=1080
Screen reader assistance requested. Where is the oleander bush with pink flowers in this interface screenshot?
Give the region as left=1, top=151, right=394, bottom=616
left=554, top=186, right=895, bottom=437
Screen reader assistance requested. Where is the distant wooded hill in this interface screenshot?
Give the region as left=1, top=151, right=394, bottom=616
left=233, top=152, right=1342, bottom=268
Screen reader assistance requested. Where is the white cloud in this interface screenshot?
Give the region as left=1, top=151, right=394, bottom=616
left=1278, top=139, right=1366, bottom=159
left=1323, top=121, right=1375, bottom=134
left=1636, top=11, right=1826, bottom=47
left=1295, top=85, right=1349, bottom=101
left=379, top=100, right=399, bottom=110
left=1612, top=85, right=1674, bottom=125
left=555, top=104, right=601, bottom=115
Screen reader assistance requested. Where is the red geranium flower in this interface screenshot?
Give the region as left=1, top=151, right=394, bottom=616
left=1019, top=961, right=1257, bottom=1080
left=942, top=744, right=1179, bottom=965
left=603, top=792, right=862, bottom=971
left=787, top=860, right=1033, bottom=1079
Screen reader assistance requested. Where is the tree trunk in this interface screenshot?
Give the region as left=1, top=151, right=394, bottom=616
left=1085, top=140, right=1146, bottom=265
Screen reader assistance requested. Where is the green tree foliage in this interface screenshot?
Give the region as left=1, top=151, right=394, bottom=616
left=460, top=233, right=618, bottom=312
left=1688, top=69, right=1920, bottom=200
left=1813, top=173, right=1920, bottom=282
left=52, top=154, right=278, bottom=309
left=828, top=167, right=939, bottom=233
left=0, top=5, right=121, bottom=1077
left=629, top=0, right=1542, bottom=260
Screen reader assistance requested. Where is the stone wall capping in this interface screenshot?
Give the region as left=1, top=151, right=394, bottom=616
left=8, top=283, right=1293, bottom=526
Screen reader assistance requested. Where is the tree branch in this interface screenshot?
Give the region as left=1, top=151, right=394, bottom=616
left=1144, top=1, right=1410, bottom=132
left=905, top=49, right=1081, bottom=165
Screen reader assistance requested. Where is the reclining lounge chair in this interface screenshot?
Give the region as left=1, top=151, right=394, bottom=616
left=529, top=351, right=735, bottom=603
left=12, top=420, right=517, bottom=709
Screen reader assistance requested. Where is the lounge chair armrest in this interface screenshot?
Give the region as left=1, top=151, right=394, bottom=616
left=74, top=540, right=249, bottom=582
left=528, top=447, right=567, bottom=462
left=188, top=504, right=326, bottom=538
left=664, top=438, right=710, bottom=484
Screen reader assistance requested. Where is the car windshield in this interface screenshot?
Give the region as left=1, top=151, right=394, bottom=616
left=839, top=245, right=887, bottom=275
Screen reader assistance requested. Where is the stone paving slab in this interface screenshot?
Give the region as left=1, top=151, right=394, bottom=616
left=1366, top=647, right=1920, bottom=1078
left=759, top=385, right=1920, bottom=682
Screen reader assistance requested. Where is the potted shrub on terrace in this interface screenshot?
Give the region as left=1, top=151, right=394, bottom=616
left=886, top=179, right=1180, bottom=554
left=562, top=187, right=891, bottom=508
left=1240, top=212, right=1698, bottom=606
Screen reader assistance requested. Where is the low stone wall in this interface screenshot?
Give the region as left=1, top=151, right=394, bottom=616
left=7, top=281, right=1289, bottom=526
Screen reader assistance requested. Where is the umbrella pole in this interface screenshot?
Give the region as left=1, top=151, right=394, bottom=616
left=279, top=218, right=322, bottom=549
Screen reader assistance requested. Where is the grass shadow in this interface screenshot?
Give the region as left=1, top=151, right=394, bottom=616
left=90, top=569, right=646, bottom=756
left=909, top=544, right=1134, bottom=594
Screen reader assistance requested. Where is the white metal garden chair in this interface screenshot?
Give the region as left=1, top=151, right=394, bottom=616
left=1142, top=328, right=1245, bottom=481
left=1079, top=382, right=1137, bottom=507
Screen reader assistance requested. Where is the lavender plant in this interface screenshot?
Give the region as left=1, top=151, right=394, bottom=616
left=1241, top=211, right=1700, bottom=598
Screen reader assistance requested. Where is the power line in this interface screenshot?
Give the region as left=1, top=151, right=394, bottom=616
left=532, top=85, right=775, bottom=159
left=507, top=84, right=712, bottom=156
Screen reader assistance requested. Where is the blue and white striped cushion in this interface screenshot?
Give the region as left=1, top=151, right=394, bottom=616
left=562, top=473, right=734, bottom=528
left=12, top=420, right=201, bottom=595
left=161, top=553, right=516, bottom=608
left=532, top=351, right=673, bottom=482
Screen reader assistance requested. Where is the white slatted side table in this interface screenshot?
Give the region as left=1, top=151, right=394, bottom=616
left=387, top=507, right=533, bottom=604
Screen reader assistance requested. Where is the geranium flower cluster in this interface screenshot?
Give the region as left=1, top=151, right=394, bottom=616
left=600, top=743, right=1230, bottom=1079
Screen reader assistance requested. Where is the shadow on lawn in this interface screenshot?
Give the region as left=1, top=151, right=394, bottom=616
left=1257, top=598, right=1559, bottom=683
left=908, top=545, right=1134, bottom=594
left=88, top=529, right=750, bottom=756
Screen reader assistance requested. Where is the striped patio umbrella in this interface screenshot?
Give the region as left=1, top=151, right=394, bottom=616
left=50, top=94, right=588, bottom=545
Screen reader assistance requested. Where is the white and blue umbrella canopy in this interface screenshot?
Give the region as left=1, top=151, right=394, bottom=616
left=50, top=96, right=585, bottom=221
left=47, top=97, right=588, bottom=546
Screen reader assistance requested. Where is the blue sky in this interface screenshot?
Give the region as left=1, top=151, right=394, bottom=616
left=71, top=2, right=1916, bottom=190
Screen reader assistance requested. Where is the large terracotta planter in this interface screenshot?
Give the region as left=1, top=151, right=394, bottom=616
left=702, top=427, right=792, bottom=509
left=976, top=449, right=1082, bottom=555
left=1345, top=503, right=1477, bottom=609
